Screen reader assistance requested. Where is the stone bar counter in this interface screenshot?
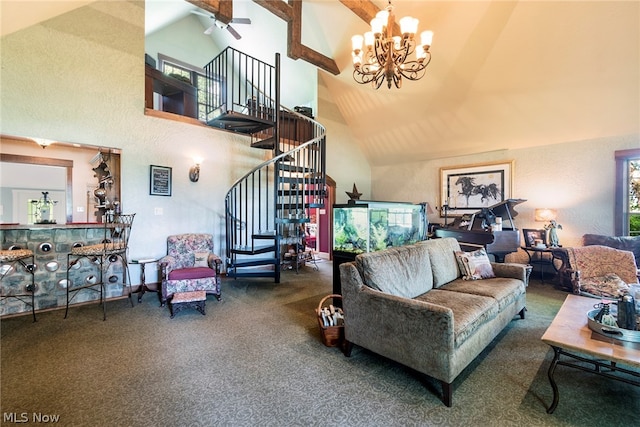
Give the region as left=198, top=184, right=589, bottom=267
left=1, top=223, right=128, bottom=317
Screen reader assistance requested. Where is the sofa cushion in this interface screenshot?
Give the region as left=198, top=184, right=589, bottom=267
left=415, top=289, right=499, bottom=348
left=419, top=238, right=462, bottom=287
left=455, top=248, right=496, bottom=280
left=439, top=277, right=525, bottom=311
left=356, top=243, right=433, bottom=298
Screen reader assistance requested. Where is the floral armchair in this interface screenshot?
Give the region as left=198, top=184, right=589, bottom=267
left=159, top=234, right=222, bottom=306
left=565, top=245, right=639, bottom=298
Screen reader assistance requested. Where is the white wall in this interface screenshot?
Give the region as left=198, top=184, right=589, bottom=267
left=317, top=73, right=371, bottom=204
left=145, top=14, right=221, bottom=70
left=371, top=134, right=639, bottom=251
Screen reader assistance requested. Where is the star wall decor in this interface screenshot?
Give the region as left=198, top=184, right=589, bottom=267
left=346, top=183, right=362, bottom=200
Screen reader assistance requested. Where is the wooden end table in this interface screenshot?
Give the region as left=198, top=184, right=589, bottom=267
left=521, top=246, right=566, bottom=284
left=541, top=294, right=640, bottom=414
left=130, top=258, right=159, bottom=303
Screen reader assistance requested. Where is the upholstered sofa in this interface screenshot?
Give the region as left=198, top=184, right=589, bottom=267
left=339, top=237, right=529, bottom=407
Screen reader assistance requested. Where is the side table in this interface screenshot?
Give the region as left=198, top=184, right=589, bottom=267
left=130, top=258, right=159, bottom=303
left=521, top=246, right=565, bottom=283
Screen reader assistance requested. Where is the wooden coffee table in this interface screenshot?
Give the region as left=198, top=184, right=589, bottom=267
left=541, top=294, right=640, bottom=414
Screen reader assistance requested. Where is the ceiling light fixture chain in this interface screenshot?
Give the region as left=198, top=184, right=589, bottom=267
left=351, top=1, right=433, bottom=89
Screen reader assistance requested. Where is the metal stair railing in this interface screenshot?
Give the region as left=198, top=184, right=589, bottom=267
left=204, top=47, right=277, bottom=126
left=225, top=110, right=326, bottom=282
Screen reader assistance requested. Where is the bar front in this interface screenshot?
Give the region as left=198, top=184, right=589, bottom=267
left=1, top=223, right=129, bottom=317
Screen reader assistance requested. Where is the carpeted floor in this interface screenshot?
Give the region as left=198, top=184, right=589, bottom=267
left=1, top=260, right=639, bottom=426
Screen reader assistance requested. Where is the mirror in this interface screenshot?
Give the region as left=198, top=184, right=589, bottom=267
left=0, top=135, right=121, bottom=224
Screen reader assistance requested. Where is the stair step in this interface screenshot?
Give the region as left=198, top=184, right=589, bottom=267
left=226, top=269, right=277, bottom=279
left=276, top=203, right=323, bottom=210
left=278, top=189, right=326, bottom=197
left=278, top=164, right=316, bottom=173
left=230, top=244, right=276, bottom=255
left=207, top=111, right=274, bottom=135
left=252, top=231, right=278, bottom=240
left=228, top=257, right=279, bottom=268
left=279, top=176, right=324, bottom=184
left=251, top=137, right=276, bottom=149
left=276, top=217, right=310, bottom=224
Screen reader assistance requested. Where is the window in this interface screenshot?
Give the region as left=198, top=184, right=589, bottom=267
left=158, top=55, right=221, bottom=122
left=615, top=149, right=640, bottom=236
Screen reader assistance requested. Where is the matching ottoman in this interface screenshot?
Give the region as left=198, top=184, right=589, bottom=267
left=169, top=290, right=206, bottom=318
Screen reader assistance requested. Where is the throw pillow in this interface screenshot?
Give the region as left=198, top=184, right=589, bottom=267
left=194, top=251, right=210, bottom=267
left=455, top=248, right=496, bottom=280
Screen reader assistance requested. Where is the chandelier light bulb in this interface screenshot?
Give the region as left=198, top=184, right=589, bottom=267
left=364, top=31, right=374, bottom=48
left=420, top=30, right=433, bottom=48
left=370, top=17, right=384, bottom=35
left=416, top=45, right=427, bottom=60
left=352, top=52, right=362, bottom=66
left=399, top=16, right=418, bottom=36
left=351, top=35, right=363, bottom=53
left=376, top=10, right=389, bottom=24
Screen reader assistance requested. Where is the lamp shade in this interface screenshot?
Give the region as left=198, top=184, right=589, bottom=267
left=535, top=208, right=557, bottom=222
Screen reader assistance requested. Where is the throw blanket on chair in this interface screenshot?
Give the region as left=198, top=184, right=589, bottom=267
left=565, top=245, right=639, bottom=298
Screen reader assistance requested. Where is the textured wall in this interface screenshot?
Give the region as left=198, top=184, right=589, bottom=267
left=371, top=135, right=639, bottom=253
left=317, top=74, right=372, bottom=204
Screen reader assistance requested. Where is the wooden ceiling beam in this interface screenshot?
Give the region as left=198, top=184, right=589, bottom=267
left=289, top=1, right=339, bottom=75
left=254, top=0, right=340, bottom=75
left=187, top=0, right=233, bottom=24
left=253, top=0, right=293, bottom=22
left=339, top=0, right=400, bottom=35
left=338, top=0, right=379, bottom=23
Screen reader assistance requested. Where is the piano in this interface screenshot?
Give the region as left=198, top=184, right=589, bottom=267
left=434, top=198, right=526, bottom=262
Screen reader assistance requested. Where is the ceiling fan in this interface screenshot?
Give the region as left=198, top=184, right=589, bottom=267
left=190, top=9, right=251, bottom=40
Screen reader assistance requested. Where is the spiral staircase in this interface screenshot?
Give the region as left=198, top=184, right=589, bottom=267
left=204, top=48, right=326, bottom=282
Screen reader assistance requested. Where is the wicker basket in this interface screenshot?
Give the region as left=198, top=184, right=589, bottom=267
left=316, top=294, right=344, bottom=347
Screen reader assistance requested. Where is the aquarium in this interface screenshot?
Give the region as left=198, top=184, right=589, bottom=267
left=333, top=201, right=427, bottom=254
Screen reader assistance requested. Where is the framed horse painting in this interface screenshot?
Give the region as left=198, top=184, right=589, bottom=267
left=439, top=161, right=514, bottom=217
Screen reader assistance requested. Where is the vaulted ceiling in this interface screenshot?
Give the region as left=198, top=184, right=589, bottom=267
left=3, top=1, right=638, bottom=166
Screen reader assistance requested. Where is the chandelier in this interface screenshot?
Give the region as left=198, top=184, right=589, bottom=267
left=351, top=1, right=433, bottom=89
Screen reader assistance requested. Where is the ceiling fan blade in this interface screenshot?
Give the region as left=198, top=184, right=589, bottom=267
left=203, top=24, right=216, bottom=35
left=230, top=18, right=251, bottom=25
left=227, top=25, right=242, bottom=40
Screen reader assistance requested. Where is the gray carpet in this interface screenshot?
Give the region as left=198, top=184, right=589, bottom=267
left=1, top=260, right=639, bottom=427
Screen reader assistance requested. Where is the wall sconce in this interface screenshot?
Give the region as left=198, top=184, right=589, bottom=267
left=189, top=157, right=203, bottom=182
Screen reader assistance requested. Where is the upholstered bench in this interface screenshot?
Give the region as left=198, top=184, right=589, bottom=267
left=169, top=290, right=206, bottom=318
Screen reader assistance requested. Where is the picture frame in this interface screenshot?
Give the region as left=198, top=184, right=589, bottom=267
left=440, top=160, right=513, bottom=217
left=150, top=165, right=172, bottom=196
left=522, top=229, right=547, bottom=247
